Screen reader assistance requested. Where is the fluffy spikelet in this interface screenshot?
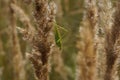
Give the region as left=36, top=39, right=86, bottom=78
left=94, top=0, right=114, bottom=80
left=104, top=1, right=120, bottom=80
left=76, top=0, right=98, bottom=80
left=12, top=0, right=57, bottom=79
left=24, top=0, right=57, bottom=80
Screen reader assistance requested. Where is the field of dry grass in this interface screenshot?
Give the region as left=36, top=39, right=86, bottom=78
left=0, top=0, right=120, bottom=80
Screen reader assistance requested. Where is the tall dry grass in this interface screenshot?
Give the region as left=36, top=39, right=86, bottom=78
left=104, top=1, right=120, bottom=80
left=76, top=0, right=98, bottom=80
left=76, top=0, right=120, bottom=80
left=10, top=0, right=57, bottom=80
left=9, top=0, right=26, bottom=80
left=13, top=0, right=57, bottom=80
left=1, top=0, right=120, bottom=80
left=95, top=0, right=114, bottom=80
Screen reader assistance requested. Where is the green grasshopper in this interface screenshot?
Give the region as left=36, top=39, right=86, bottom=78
left=53, top=23, right=68, bottom=49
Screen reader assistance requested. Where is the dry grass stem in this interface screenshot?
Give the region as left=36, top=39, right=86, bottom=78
left=10, top=3, right=35, bottom=41
left=9, top=0, right=26, bottom=80
left=94, top=0, right=113, bottom=80
left=20, top=0, right=57, bottom=80
left=76, top=0, right=98, bottom=80
left=104, top=1, right=120, bottom=80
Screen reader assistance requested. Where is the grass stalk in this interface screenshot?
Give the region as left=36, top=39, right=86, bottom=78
left=76, top=0, right=98, bottom=80
left=9, top=0, right=26, bottom=80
